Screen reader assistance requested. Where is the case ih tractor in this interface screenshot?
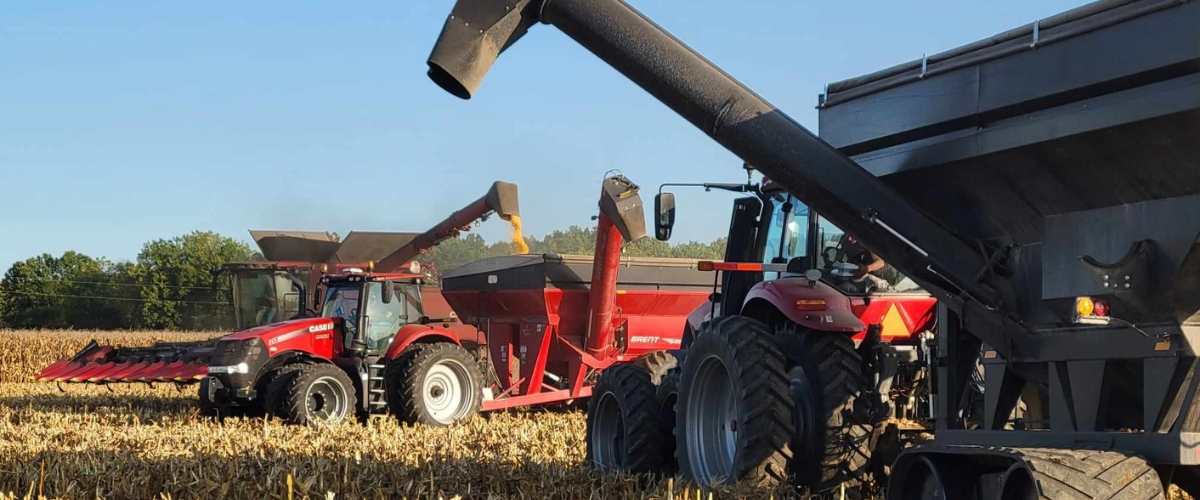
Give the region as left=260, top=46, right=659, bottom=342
left=424, top=0, right=1200, bottom=498
left=585, top=175, right=941, bottom=491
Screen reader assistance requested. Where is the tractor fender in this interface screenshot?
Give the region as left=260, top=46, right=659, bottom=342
left=383, top=324, right=461, bottom=360
left=740, top=277, right=864, bottom=333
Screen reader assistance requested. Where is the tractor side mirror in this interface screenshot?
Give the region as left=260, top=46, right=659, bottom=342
left=312, top=289, right=323, bottom=310
left=381, top=281, right=394, bottom=304
left=654, top=192, right=676, bottom=241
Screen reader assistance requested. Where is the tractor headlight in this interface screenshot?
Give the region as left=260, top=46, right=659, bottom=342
left=207, top=362, right=250, bottom=374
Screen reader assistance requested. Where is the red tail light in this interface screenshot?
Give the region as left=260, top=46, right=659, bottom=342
left=1094, top=299, right=1110, bottom=317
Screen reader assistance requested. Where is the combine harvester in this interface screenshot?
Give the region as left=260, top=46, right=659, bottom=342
left=36, top=177, right=713, bottom=427
left=423, top=0, right=1200, bottom=497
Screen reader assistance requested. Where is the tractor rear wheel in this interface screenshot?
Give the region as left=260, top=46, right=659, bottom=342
left=656, top=368, right=681, bottom=476
left=281, top=363, right=356, bottom=426
left=774, top=323, right=873, bottom=495
left=675, top=316, right=792, bottom=487
left=386, top=343, right=483, bottom=426
left=586, top=364, right=664, bottom=473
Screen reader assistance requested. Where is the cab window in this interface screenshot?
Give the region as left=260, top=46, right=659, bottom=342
left=817, top=216, right=924, bottom=294
left=762, top=195, right=808, bottom=280
left=362, top=282, right=424, bottom=351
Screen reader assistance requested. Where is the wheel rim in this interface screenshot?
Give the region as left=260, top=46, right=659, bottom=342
left=306, top=376, right=348, bottom=423
left=686, top=354, right=738, bottom=485
left=902, top=460, right=946, bottom=500
left=789, top=366, right=821, bottom=483
left=423, top=359, right=474, bottom=424
left=1001, top=467, right=1038, bottom=500
left=590, top=392, right=625, bottom=469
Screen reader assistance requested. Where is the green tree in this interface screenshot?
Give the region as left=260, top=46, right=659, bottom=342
left=0, top=251, right=135, bottom=329
left=131, top=231, right=257, bottom=330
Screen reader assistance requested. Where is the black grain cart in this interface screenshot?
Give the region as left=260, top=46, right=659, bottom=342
left=422, top=0, right=1200, bottom=497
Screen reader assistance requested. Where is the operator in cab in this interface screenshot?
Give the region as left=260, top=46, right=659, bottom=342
left=833, top=234, right=891, bottom=293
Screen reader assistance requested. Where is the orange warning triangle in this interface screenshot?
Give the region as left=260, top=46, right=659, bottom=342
left=880, top=304, right=909, bottom=337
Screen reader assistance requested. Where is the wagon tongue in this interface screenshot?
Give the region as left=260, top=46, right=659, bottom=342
left=35, top=339, right=217, bottom=384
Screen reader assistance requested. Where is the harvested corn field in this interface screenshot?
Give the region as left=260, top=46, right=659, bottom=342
left=0, top=330, right=797, bottom=499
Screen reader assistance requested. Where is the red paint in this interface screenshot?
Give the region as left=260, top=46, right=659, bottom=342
left=382, top=324, right=461, bottom=360
left=585, top=213, right=623, bottom=357
left=225, top=317, right=339, bottom=360
left=847, top=295, right=937, bottom=341
left=743, top=277, right=865, bottom=333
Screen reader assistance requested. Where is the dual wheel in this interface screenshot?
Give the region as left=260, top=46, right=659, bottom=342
left=587, top=315, right=873, bottom=495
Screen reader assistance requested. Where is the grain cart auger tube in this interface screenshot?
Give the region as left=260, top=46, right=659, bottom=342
left=426, top=0, right=1200, bottom=497
left=376, top=180, right=519, bottom=272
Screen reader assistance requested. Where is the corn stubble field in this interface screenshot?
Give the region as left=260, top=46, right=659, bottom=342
left=0, top=330, right=801, bottom=499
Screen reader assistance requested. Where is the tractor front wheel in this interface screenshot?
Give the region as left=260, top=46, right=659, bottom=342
left=675, top=316, right=793, bottom=487
left=263, top=363, right=310, bottom=419
left=386, top=343, right=483, bottom=426
left=281, top=363, right=356, bottom=426
left=586, top=364, right=664, bottom=474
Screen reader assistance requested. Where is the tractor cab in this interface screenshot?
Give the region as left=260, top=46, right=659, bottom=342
left=316, top=264, right=428, bottom=356
left=656, top=173, right=925, bottom=299
left=756, top=180, right=924, bottom=296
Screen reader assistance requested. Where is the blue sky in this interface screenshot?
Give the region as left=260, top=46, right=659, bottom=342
left=0, top=0, right=1081, bottom=267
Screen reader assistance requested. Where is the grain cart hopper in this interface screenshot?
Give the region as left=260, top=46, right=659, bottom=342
left=423, top=0, right=1200, bottom=497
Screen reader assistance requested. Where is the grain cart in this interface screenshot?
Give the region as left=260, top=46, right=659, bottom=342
left=423, top=0, right=1200, bottom=497
left=437, top=174, right=712, bottom=413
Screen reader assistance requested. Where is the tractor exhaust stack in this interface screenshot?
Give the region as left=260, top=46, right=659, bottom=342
left=377, top=181, right=520, bottom=272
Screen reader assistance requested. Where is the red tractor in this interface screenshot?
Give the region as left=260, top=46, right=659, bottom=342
left=587, top=172, right=940, bottom=493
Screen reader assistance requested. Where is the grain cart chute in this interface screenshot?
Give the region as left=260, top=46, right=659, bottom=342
left=424, top=0, right=1200, bottom=497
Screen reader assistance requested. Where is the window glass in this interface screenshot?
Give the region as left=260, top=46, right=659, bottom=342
left=322, top=285, right=361, bottom=324
left=817, top=216, right=924, bottom=294
left=762, top=196, right=808, bottom=280
left=232, top=270, right=276, bottom=330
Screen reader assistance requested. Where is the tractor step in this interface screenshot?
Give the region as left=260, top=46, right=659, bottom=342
left=364, top=362, right=389, bottom=413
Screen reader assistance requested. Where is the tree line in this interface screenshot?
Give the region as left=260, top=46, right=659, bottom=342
left=0, top=227, right=725, bottom=330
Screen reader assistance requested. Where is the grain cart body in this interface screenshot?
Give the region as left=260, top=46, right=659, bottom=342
left=440, top=174, right=713, bottom=410
left=423, top=0, right=1200, bottom=495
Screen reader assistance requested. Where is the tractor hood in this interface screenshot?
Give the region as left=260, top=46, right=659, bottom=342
left=223, top=317, right=341, bottom=357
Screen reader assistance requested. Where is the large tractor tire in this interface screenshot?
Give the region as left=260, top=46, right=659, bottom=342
left=263, top=363, right=310, bottom=419
left=586, top=364, right=665, bottom=473
left=675, top=316, right=793, bottom=487
left=774, top=323, right=873, bottom=495
left=281, top=363, right=357, bottom=426
left=656, top=368, right=681, bottom=476
left=385, top=343, right=483, bottom=426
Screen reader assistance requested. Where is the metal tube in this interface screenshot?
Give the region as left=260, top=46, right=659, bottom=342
left=376, top=181, right=520, bottom=272
left=585, top=212, right=623, bottom=356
